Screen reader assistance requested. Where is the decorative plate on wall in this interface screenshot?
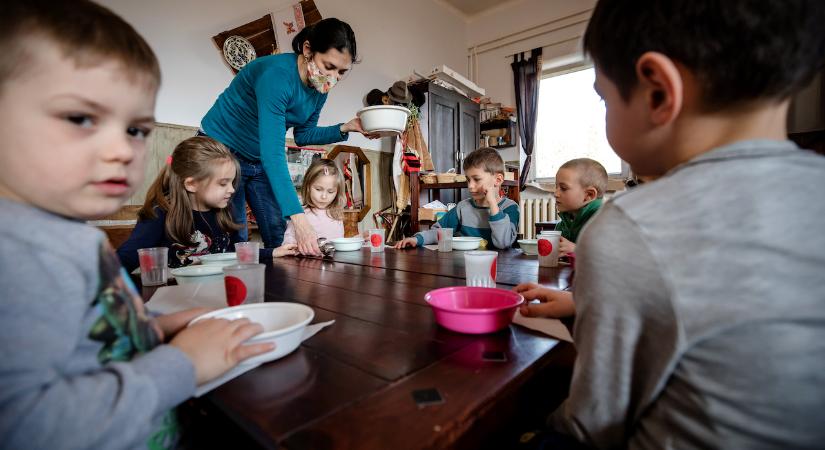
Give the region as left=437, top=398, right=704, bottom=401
left=222, top=35, right=257, bottom=71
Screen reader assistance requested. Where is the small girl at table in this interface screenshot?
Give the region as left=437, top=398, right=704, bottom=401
left=282, top=158, right=346, bottom=246
left=117, top=137, right=297, bottom=271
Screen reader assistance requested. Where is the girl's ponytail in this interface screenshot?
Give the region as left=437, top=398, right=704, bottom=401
left=138, top=136, right=239, bottom=245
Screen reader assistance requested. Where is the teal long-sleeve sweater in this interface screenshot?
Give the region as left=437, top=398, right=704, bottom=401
left=201, top=53, right=346, bottom=219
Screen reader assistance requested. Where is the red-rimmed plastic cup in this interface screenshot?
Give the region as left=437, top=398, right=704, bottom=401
left=369, top=228, right=385, bottom=253
left=137, top=247, right=168, bottom=286
left=464, top=250, right=498, bottom=287
left=235, top=241, right=260, bottom=264
left=538, top=231, right=561, bottom=268
left=222, top=264, right=265, bottom=306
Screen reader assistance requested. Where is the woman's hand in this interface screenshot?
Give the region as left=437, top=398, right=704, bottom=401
left=341, top=117, right=380, bottom=139
left=512, top=283, right=576, bottom=318
left=291, top=213, right=321, bottom=256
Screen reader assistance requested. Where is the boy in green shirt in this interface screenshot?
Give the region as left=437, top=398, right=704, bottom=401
left=554, top=158, right=607, bottom=255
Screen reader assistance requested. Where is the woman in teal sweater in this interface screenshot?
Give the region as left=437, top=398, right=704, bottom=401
left=200, top=18, right=370, bottom=255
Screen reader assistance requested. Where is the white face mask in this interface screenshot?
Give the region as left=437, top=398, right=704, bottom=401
left=305, top=55, right=337, bottom=94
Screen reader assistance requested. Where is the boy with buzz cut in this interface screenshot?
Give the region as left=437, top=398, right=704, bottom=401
left=395, top=147, right=519, bottom=250
left=0, top=1, right=272, bottom=449
left=553, top=158, right=608, bottom=255
left=516, top=0, right=825, bottom=448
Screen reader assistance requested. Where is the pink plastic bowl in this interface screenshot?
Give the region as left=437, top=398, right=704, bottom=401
left=424, top=286, right=525, bottom=334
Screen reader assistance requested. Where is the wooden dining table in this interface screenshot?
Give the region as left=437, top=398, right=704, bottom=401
left=166, top=247, right=577, bottom=450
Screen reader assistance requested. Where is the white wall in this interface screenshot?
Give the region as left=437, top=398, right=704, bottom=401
left=99, top=0, right=468, bottom=151
left=465, top=0, right=596, bottom=163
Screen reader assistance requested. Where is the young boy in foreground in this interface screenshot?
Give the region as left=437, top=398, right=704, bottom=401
left=0, top=1, right=271, bottom=447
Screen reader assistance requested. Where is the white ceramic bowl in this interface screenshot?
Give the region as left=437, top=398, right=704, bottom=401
left=199, top=252, right=238, bottom=267
left=452, top=236, right=482, bottom=251
left=330, top=237, right=364, bottom=252
left=170, top=265, right=224, bottom=284
left=357, top=105, right=410, bottom=135
left=189, top=302, right=314, bottom=366
left=517, top=239, right=538, bottom=256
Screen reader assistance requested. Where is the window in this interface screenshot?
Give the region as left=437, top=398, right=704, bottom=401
left=534, top=67, right=624, bottom=179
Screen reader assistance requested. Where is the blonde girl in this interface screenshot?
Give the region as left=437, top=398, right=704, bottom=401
left=282, top=158, right=346, bottom=246
left=118, top=137, right=282, bottom=270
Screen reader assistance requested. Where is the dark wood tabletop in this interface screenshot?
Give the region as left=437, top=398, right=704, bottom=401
left=199, top=247, right=576, bottom=450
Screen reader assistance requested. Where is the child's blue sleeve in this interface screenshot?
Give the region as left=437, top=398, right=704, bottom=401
left=414, top=208, right=460, bottom=246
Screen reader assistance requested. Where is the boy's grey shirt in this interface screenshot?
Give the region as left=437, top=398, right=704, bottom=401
left=415, top=197, right=519, bottom=249
left=0, top=199, right=196, bottom=450
left=552, top=140, right=825, bottom=449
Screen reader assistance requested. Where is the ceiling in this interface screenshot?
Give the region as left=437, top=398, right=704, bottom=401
left=439, top=0, right=520, bottom=19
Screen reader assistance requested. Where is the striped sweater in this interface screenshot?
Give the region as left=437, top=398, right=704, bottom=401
left=414, top=197, right=519, bottom=249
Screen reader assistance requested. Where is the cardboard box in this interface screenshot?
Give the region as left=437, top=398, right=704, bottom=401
left=418, top=208, right=447, bottom=221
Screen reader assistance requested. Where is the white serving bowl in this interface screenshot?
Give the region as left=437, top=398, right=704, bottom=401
left=452, top=236, right=482, bottom=251
left=330, top=237, right=364, bottom=252
left=357, top=105, right=410, bottom=135
left=189, top=302, right=314, bottom=366
left=199, top=252, right=238, bottom=267
left=170, top=265, right=224, bottom=284
left=517, top=239, right=538, bottom=256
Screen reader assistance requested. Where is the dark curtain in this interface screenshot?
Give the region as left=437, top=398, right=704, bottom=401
left=511, top=47, right=542, bottom=191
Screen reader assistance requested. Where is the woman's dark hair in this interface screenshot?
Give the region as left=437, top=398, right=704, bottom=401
left=291, top=18, right=357, bottom=61
left=583, top=0, right=825, bottom=111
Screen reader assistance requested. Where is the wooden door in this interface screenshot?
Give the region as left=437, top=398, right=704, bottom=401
left=428, top=87, right=459, bottom=205
left=458, top=100, right=480, bottom=172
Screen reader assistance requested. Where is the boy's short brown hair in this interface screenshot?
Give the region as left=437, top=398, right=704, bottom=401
left=462, top=147, right=505, bottom=176
left=560, top=158, right=608, bottom=198
left=0, top=0, right=160, bottom=91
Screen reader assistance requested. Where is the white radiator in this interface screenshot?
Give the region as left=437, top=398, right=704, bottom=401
left=519, top=197, right=556, bottom=239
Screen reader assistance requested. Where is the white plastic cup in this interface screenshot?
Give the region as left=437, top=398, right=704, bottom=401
left=235, top=241, right=260, bottom=264
left=437, top=228, right=454, bottom=252
left=538, top=231, right=561, bottom=268
left=223, top=264, right=265, bottom=306
left=137, top=247, right=168, bottom=286
left=369, top=228, right=385, bottom=253
left=464, top=251, right=498, bottom=287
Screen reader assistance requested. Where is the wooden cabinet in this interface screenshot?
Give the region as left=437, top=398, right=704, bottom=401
left=410, top=81, right=480, bottom=205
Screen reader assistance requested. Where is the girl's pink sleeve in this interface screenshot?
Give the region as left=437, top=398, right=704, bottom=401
left=282, top=220, right=297, bottom=245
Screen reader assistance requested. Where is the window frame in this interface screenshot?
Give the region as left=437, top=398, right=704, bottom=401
left=532, top=63, right=630, bottom=183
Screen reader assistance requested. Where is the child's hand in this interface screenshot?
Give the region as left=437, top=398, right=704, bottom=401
left=394, top=237, right=418, bottom=249
left=484, top=183, right=499, bottom=205
left=361, top=229, right=370, bottom=239
left=513, top=283, right=576, bottom=318
left=559, top=237, right=576, bottom=256
left=273, top=244, right=299, bottom=258
left=156, top=308, right=212, bottom=341
left=170, top=318, right=274, bottom=385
